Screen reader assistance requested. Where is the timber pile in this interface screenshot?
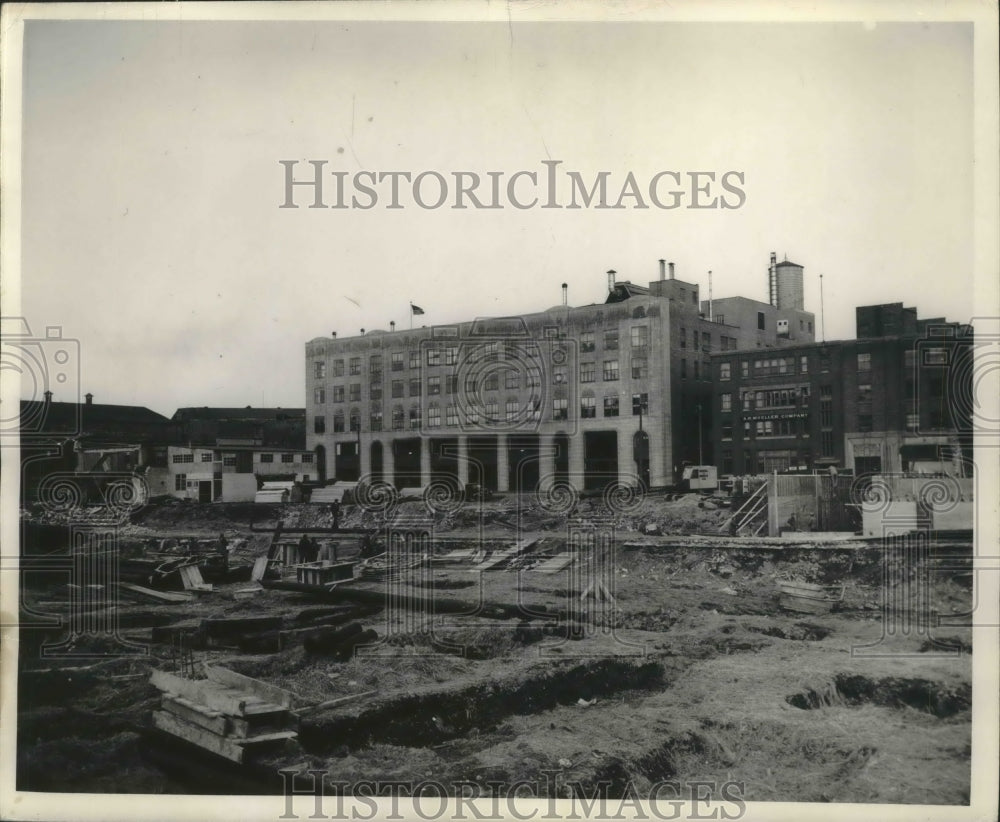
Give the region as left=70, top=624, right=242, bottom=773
left=149, top=665, right=299, bottom=764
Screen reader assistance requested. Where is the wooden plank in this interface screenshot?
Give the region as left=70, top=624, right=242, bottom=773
left=251, top=556, right=269, bottom=582
left=298, top=690, right=378, bottom=715
left=118, top=583, right=192, bottom=603
left=531, top=553, right=575, bottom=574
left=178, top=565, right=202, bottom=590
left=234, top=730, right=298, bottom=747
left=161, top=695, right=228, bottom=736
left=152, top=710, right=245, bottom=763
left=203, top=665, right=297, bottom=709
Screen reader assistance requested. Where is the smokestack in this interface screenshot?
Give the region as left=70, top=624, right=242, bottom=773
left=708, top=271, right=713, bottom=321
left=390, top=321, right=396, bottom=332
left=561, top=283, right=568, bottom=306
left=658, top=259, right=666, bottom=280
left=607, top=269, right=617, bottom=293
left=768, top=251, right=778, bottom=307
left=668, top=262, right=675, bottom=280
left=85, top=393, right=93, bottom=406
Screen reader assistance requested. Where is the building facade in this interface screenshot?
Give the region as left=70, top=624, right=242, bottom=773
left=709, top=303, right=973, bottom=476
left=166, top=445, right=317, bottom=502
left=306, top=256, right=815, bottom=492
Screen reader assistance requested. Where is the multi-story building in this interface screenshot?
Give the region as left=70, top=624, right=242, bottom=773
left=709, top=303, right=973, bottom=476
left=306, top=255, right=815, bottom=492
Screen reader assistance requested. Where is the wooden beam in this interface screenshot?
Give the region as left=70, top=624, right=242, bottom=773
left=117, top=583, right=192, bottom=603
left=161, top=695, right=228, bottom=736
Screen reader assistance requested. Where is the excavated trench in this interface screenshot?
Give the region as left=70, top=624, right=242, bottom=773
left=745, top=622, right=831, bottom=641
left=786, top=674, right=971, bottom=717
left=299, top=658, right=666, bottom=754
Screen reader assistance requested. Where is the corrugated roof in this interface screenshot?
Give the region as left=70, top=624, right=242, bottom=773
left=172, top=407, right=305, bottom=422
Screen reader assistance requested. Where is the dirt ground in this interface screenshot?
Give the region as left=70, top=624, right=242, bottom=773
left=15, top=497, right=974, bottom=804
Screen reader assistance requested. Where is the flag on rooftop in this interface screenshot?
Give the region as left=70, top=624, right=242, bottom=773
left=410, top=303, right=425, bottom=315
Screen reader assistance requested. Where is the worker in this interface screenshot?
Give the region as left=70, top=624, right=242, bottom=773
left=298, top=533, right=318, bottom=564
left=330, top=500, right=342, bottom=531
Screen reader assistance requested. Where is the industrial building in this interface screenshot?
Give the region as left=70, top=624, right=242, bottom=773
left=306, top=254, right=815, bottom=492
left=164, top=444, right=317, bottom=503
left=709, top=303, right=974, bottom=476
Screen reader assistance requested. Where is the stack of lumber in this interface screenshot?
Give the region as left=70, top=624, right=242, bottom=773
left=150, top=665, right=299, bottom=764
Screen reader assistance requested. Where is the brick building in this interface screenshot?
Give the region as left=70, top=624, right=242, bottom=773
left=709, top=303, right=973, bottom=476
left=306, top=255, right=815, bottom=492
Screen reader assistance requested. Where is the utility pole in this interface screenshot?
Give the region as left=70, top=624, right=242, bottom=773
left=697, top=403, right=703, bottom=465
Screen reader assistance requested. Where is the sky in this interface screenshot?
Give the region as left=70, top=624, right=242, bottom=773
left=15, top=15, right=976, bottom=418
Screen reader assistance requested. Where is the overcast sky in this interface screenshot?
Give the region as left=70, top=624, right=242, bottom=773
left=17, top=17, right=975, bottom=417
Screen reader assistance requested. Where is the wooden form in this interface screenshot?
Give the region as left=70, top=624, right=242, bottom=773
left=149, top=667, right=299, bottom=764
left=296, top=560, right=355, bottom=586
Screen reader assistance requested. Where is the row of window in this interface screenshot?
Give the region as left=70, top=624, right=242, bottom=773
left=679, top=358, right=713, bottom=380
left=314, top=393, right=651, bottom=433
left=720, top=417, right=810, bottom=440
left=731, top=386, right=811, bottom=412
left=312, top=328, right=656, bottom=381
left=173, top=473, right=312, bottom=492
left=714, top=348, right=946, bottom=385
left=171, top=452, right=310, bottom=464
left=313, top=356, right=661, bottom=405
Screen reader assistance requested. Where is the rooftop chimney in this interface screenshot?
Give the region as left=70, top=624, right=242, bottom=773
left=668, top=262, right=675, bottom=280
left=658, top=259, right=666, bottom=280
left=85, top=393, right=93, bottom=406
left=607, top=269, right=617, bottom=293
left=561, top=283, right=568, bottom=306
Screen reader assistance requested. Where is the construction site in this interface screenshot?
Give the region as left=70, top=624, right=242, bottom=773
left=15, top=476, right=974, bottom=805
